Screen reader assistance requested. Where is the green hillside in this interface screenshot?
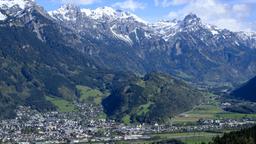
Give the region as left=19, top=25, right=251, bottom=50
left=102, top=72, right=205, bottom=123
left=76, top=85, right=107, bottom=105
left=209, top=125, right=256, bottom=144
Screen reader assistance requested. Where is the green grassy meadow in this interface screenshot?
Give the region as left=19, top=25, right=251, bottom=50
left=153, top=132, right=222, bottom=144
left=76, top=85, right=107, bottom=105
left=173, top=93, right=256, bottom=125
left=46, top=96, right=77, bottom=112
left=114, top=132, right=221, bottom=144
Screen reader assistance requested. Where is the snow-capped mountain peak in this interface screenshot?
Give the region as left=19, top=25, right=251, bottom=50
left=94, top=6, right=116, bottom=17
left=0, top=0, right=34, bottom=10
left=182, top=13, right=201, bottom=25
left=237, top=31, right=256, bottom=41
left=47, top=4, right=255, bottom=46
left=80, top=6, right=116, bottom=20
left=81, top=6, right=147, bottom=24
left=49, top=4, right=81, bottom=21
left=0, top=0, right=35, bottom=20
left=205, top=24, right=220, bottom=35
left=150, top=14, right=204, bottom=39
left=49, top=4, right=147, bottom=24
left=152, top=19, right=178, bottom=29
left=179, top=13, right=203, bottom=31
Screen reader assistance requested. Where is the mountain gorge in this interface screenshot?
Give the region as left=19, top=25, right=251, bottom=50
left=0, top=0, right=256, bottom=122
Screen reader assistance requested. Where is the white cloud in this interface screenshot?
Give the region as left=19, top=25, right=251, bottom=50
left=232, top=4, right=250, bottom=18
left=154, top=0, right=160, bottom=6
left=166, top=0, right=253, bottom=32
left=154, top=0, right=190, bottom=7
left=113, top=0, right=145, bottom=11
left=171, top=0, right=190, bottom=5
left=60, top=0, right=98, bottom=5
left=236, top=0, right=256, bottom=4
left=168, top=12, right=178, bottom=19
left=233, top=4, right=249, bottom=12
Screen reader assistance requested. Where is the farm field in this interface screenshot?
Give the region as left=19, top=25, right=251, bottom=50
left=153, top=132, right=222, bottom=144
left=114, top=132, right=222, bottom=144
left=173, top=94, right=256, bottom=125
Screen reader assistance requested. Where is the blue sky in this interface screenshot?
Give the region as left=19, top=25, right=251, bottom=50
left=36, top=0, right=256, bottom=32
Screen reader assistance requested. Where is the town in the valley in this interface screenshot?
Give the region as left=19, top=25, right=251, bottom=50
left=0, top=102, right=255, bottom=143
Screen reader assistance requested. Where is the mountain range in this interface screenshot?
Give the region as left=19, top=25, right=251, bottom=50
left=2, top=0, right=256, bottom=87
left=48, top=3, right=256, bottom=87
left=0, top=0, right=256, bottom=122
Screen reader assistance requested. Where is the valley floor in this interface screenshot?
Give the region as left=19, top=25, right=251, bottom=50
left=173, top=94, right=256, bottom=125
left=1, top=93, right=256, bottom=144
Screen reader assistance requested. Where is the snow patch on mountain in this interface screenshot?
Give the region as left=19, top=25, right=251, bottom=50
left=81, top=6, right=116, bottom=20
left=110, top=25, right=133, bottom=46
left=198, top=49, right=218, bottom=64
left=0, top=0, right=36, bottom=18
left=49, top=4, right=80, bottom=21
left=81, top=6, right=147, bottom=24
left=150, top=14, right=214, bottom=40
left=237, top=32, right=256, bottom=40
left=205, top=24, right=220, bottom=35
left=150, top=20, right=180, bottom=41
left=0, top=0, right=34, bottom=10
left=151, top=20, right=178, bottom=34
left=0, top=12, right=6, bottom=20
left=144, top=32, right=151, bottom=39
left=50, top=5, right=147, bottom=24
left=132, top=28, right=140, bottom=42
